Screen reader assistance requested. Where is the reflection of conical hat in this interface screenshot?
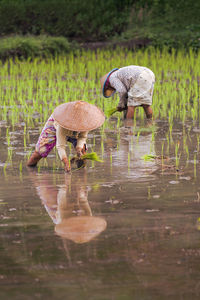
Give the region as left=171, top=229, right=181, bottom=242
left=55, top=216, right=107, bottom=244
left=100, top=68, right=118, bottom=98
left=53, top=101, right=105, bottom=132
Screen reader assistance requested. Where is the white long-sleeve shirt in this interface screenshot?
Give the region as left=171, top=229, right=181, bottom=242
left=54, top=121, right=88, bottom=160
left=109, top=65, right=151, bottom=108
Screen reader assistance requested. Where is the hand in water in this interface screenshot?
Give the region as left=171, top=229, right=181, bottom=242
left=64, top=163, right=71, bottom=173
left=62, top=157, right=71, bottom=173
left=76, top=146, right=86, bottom=157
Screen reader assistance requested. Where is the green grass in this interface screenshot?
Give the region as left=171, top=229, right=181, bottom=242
left=0, top=35, right=74, bottom=60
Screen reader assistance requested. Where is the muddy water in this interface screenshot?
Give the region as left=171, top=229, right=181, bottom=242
left=1, top=118, right=200, bottom=300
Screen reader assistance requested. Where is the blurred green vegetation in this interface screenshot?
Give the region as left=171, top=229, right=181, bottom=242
left=119, top=0, right=200, bottom=49
left=0, top=0, right=129, bottom=40
left=0, top=35, right=76, bottom=60
left=0, top=0, right=199, bottom=59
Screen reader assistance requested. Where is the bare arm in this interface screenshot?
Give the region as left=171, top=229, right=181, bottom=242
left=76, top=131, right=88, bottom=157
left=56, top=125, right=70, bottom=172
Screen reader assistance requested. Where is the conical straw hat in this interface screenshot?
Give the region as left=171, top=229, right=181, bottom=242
left=100, top=68, right=118, bottom=98
left=53, top=101, right=105, bottom=132
left=55, top=216, right=107, bottom=243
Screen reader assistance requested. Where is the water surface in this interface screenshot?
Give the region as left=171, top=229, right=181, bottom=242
left=1, top=118, right=200, bottom=300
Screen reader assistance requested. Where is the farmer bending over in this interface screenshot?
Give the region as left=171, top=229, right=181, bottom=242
left=100, top=66, right=155, bottom=119
left=27, top=101, right=105, bottom=172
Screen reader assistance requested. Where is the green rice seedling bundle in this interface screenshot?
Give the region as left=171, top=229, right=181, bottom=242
left=81, top=152, right=103, bottom=162
left=141, top=154, right=168, bottom=161
left=71, top=152, right=103, bottom=163
left=106, top=107, right=118, bottom=118
left=141, top=154, right=157, bottom=161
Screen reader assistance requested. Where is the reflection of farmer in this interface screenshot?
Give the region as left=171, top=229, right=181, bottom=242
left=27, top=101, right=105, bottom=172
left=32, top=171, right=107, bottom=244
left=110, top=128, right=158, bottom=180
left=100, top=66, right=155, bottom=119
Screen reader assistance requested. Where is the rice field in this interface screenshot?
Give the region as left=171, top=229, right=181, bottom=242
left=0, top=47, right=200, bottom=173
left=1, top=47, right=200, bottom=299
left=1, top=47, right=200, bottom=124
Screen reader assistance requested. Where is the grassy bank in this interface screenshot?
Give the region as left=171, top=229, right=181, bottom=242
left=0, top=35, right=77, bottom=60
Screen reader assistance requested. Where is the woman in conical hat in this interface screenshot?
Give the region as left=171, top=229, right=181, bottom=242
left=100, top=66, right=155, bottom=119
left=27, top=101, right=105, bottom=172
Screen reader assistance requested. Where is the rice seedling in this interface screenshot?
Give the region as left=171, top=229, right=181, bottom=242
left=7, top=148, right=12, bottom=162
left=150, top=131, right=155, bottom=153
left=101, top=138, right=104, bottom=158
left=81, top=152, right=103, bottom=162
left=106, top=107, right=118, bottom=118
left=196, top=217, right=200, bottom=231
left=175, top=142, right=181, bottom=170
left=110, top=152, right=113, bottom=174
left=3, top=162, right=8, bottom=178
left=141, top=154, right=157, bottom=161
left=197, top=135, right=200, bottom=153
left=161, top=141, right=165, bottom=167
left=19, top=161, right=23, bottom=173
left=136, top=131, right=140, bottom=143
left=184, top=144, right=189, bottom=168
left=128, top=152, right=130, bottom=174
left=6, top=128, right=10, bottom=147
left=70, top=152, right=103, bottom=165
left=194, top=154, right=197, bottom=179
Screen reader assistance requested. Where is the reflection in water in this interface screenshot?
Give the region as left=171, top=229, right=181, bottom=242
left=30, top=170, right=107, bottom=244
left=1, top=118, right=200, bottom=298
left=107, top=121, right=158, bottom=181
left=196, top=217, right=200, bottom=231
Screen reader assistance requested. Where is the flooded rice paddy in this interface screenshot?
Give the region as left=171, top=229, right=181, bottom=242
left=1, top=48, right=200, bottom=299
